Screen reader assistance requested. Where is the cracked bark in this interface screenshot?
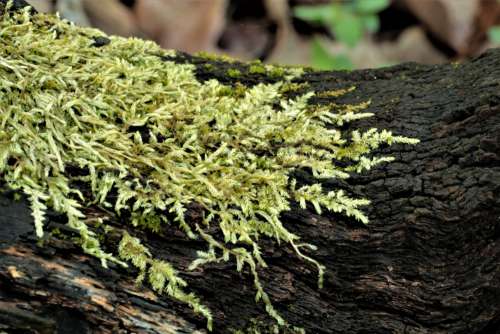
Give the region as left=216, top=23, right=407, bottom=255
left=1, top=1, right=500, bottom=333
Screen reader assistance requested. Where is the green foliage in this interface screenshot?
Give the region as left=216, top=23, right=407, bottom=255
left=227, top=68, right=242, bottom=78
left=489, top=1, right=500, bottom=43
left=488, top=26, right=500, bottom=44
left=294, top=0, right=390, bottom=70
left=311, top=37, right=352, bottom=70
left=119, top=232, right=213, bottom=329
left=0, top=3, right=418, bottom=332
left=354, top=0, right=391, bottom=15
left=249, top=64, right=267, bottom=75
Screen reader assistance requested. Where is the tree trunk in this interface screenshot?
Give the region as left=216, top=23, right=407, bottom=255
left=1, top=1, right=500, bottom=333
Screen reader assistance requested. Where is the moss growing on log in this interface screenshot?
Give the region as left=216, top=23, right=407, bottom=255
left=227, top=68, right=242, bottom=78
left=0, top=3, right=419, bottom=332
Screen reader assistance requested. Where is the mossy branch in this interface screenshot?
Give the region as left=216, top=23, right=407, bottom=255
left=0, top=2, right=418, bottom=332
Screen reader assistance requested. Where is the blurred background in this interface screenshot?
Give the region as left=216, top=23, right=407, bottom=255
left=26, top=0, right=500, bottom=70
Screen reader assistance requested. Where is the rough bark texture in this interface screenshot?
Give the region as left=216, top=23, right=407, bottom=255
left=1, top=1, right=500, bottom=333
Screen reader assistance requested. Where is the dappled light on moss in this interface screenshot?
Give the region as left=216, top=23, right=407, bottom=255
left=0, top=3, right=419, bottom=331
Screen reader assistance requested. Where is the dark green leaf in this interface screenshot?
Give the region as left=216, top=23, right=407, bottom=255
left=362, top=14, right=380, bottom=33
left=354, top=0, right=390, bottom=14
left=311, top=37, right=353, bottom=70
left=488, top=26, right=500, bottom=43
left=329, top=54, right=353, bottom=70
left=330, top=12, right=363, bottom=48
left=293, top=4, right=334, bottom=23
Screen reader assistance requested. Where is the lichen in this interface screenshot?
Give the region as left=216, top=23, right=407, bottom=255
left=0, top=3, right=419, bottom=332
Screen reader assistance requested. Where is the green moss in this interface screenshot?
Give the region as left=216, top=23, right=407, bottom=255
left=316, top=86, right=356, bottom=98
left=231, top=318, right=305, bottom=334
left=218, top=83, right=248, bottom=98
left=227, top=68, right=242, bottom=78
left=13, top=192, right=22, bottom=201
left=195, top=50, right=236, bottom=63
left=217, top=85, right=233, bottom=96
left=0, top=3, right=419, bottom=332
left=248, top=64, right=267, bottom=75
left=203, top=63, right=215, bottom=71
left=50, top=227, right=63, bottom=238
left=279, top=82, right=309, bottom=94
left=247, top=63, right=303, bottom=82
left=268, top=66, right=285, bottom=78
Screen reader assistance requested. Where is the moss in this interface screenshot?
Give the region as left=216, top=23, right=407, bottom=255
left=248, top=64, right=267, bottom=75
left=267, top=66, right=285, bottom=78
left=231, top=318, right=305, bottom=334
left=247, top=63, right=303, bottom=82
left=203, top=63, right=215, bottom=71
left=13, top=192, right=22, bottom=201
left=316, top=86, right=356, bottom=98
left=217, top=85, right=233, bottom=97
left=0, top=3, right=419, bottom=332
left=279, top=82, right=309, bottom=94
left=195, top=50, right=236, bottom=63
left=227, top=68, right=242, bottom=78
left=50, top=227, right=63, bottom=238
left=218, top=82, right=248, bottom=98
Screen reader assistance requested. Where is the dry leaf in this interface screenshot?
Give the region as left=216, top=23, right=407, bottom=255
left=320, top=26, right=446, bottom=69
left=82, top=0, right=139, bottom=37
left=56, top=0, right=91, bottom=27
left=26, top=0, right=53, bottom=13
left=135, top=0, right=227, bottom=53
left=218, top=20, right=271, bottom=60
left=401, top=0, right=480, bottom=54
left=264, top=0, right=310, bottom=65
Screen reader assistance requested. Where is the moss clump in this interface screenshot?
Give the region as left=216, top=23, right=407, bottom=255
left=0, top=3, right=419, bottom=332
left=248, top=64, right=267, bottom=75
left=203, top=63, right=215, bottom=71
left=227, top=68, right=242, bottom=78
left=279, top=82, right=310, bottom=95
left=247, top=62, right=304, bottom=82
left=195, top=50, right=237, bottom=63
left=316, top=86, right=356, bottom=98
left=267, top=66, right=285, bottom=78
left=232, top=318, right=305, bottom=334
left=217, top=82, right=247, bottom=98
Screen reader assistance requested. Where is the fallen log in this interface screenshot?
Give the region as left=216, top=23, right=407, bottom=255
left=0, top=1, right=499, bottom=333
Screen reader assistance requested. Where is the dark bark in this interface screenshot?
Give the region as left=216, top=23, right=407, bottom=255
left=1, top=1, right=500, bottom=333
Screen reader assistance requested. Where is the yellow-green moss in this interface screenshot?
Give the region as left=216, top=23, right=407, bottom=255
left=279, top=82, right=310, bottom=94
left=227, top=68, right=242, bottom=78
left=316, top=86, right=356, bottom=98
left=249, top=64, right=267, bottom=75
left=0, top=3, right=419, bottom=332
left=231, top=318, right=305, bottom=334
left=247, top=63, right=303, bottom=82
left=203, top=63, right=215, bottom=71
left=195, top=50, right=237, bottom=63
left=267, top=66, right=285, bottom=78
left=218, top=82, right=248, bottom=98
